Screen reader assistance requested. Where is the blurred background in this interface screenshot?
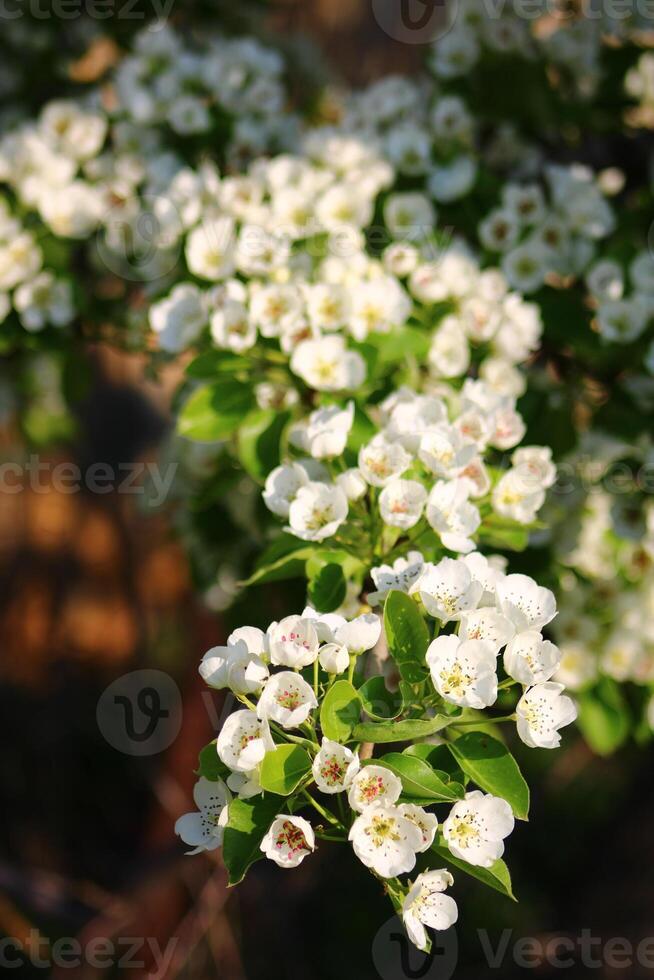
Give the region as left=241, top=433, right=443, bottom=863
left=2, top=2, right=654, bottom=978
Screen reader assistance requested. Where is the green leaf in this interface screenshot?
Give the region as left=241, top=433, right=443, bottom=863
left=447, top=732, right=529, bottom=820
left=259, top=745, right=312, bottom=795
left=352, top=715, right=452, bottom=743
left=223, top=794, right=283, bottom=885
left=305, top=549, right=365, bottom=582
left=383, top=590, right=430, bottom=684
left=237, top=408, right=290, bottom=483
left=308, top=563, right=347, bottom=613
left=376, top=752, right=465, bottom=802
left=243, top=535, right=313, bottom=586
left=358, top=676, right=403, bottom=721
left=178, top=380, right=254, bottom=442
left=403, top=743, right=465, bottom=784
left=196, top=741, right=230, bottom=781
left=320, top=680, right=361, bottom=742
left=577, top=677, right=631, bottom=756
left=372, top=324, right=430, bottom=364
left=347, top=403, right=377, bottom=452
left=477, top=514, right=532, bottom=552
left=185, top=350, right=250, bottom=378
left=431, top=836, right=515, bottom=901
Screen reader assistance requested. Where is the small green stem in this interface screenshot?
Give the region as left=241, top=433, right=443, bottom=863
left=450, top=713, right=517, bottom=728
left=270, top=722, right=316, bottom=750
left=302, top=791, right=347, bottom=830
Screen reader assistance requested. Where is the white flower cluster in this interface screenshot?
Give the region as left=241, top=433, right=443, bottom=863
left=111, top=24, right=298, bottom=160
left=176, top=564, right=575, bottom=950
left=341, top=75, right=478, bottom=204
left=625, top=51, right=654, bottom=119
left=409, top=244, right=543, bottom=380
left=264, top=386, right=554, bottom=548
left=479, top=165, right=615, bottom=294
left=428, top=1, right=647, bottom=98
left=147, top=136, right=402, bottom=361
left=585, top=251, right=654, bottom=347
left=147, top=122, right=546, bottom=389
left=0, top=99, right=108, bottom=240
left=389, top=553, right=576, bottom=748
left=0, top=196, right=74, bottom=332
left=552, top=489, right=654, bottom=704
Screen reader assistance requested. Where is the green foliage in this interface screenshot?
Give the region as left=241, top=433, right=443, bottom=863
left=177, top=380, right=254, bottom=441
left=237, top=408, right=290, bottom=482
left=358, top=675, right=403, bottom=720
left=448, top=732, right=530, bottom=820
left=383, top=590, right=430, bottom=684
left=259, top=745, right=312, bottom=795
left=431, top=835, right=516, bottom=901
left=352, top=715, right=453, bottom=743
left=223, top=795, right=284, bottom=886
left=307, top=562, right=347, bottom=613
left=320, top=680, right=361, bottom=742
left=376, top=752, right=465, bottom=803
left=577, top=678, right=631, bottom=756
left=196, top=741, right=230, bottom=781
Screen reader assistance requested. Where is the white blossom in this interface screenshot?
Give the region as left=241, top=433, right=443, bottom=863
left=348, top=765, right=402, bottom=813
left=175, top=777, right=231, bottom=855
left=312, top=738, right=360, bottom=794
left=496, top=574, right=557, bottom=631
left=290, top=335, right=366, bottom=391
left=426, top=479, right=481, bottom=553
left=379, top=479, right=428, bottom=530
left=398, top=804, right=439, bottom=853
left=261, top=815, right=315, bottom=868
left=289, top=402, right=354, bottom=459
left=516, top=682, right=577, bottom=749
left=349, top=803, right=422, bottom=877
left=369, top=552, right=425, bottom=604
left=443, top=791, right=514, bottom=867
left=427, top=634, right=498, bottom=708
left=217, top=709, right=275, bottom=772
left=150, top=283, right=206, bottom=353
left=358, top=435, right=412, bottom=488
left=412, top=557, right=483, bottom=622
left=287, top=482, right=348, bottom=541
left=403, top=870, right=458, bottom=951
left=257, top=671, right=318, bottom=729
left=504, top=631, right=561, bottom=686
left=267, top=615, right=319, bottom=668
